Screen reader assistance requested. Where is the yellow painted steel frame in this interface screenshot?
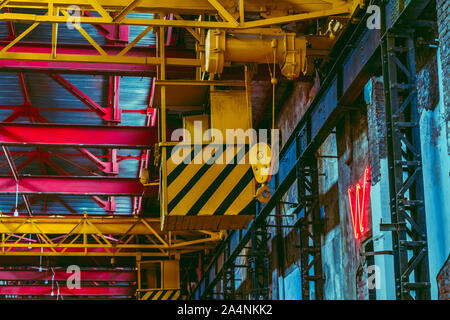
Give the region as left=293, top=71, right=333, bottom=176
left=0, top=0, right=364, bottom=257
left=0, top=0, right=363, bottom=66
left=136, top=260, right=181, bottom=300
left=0, top=214, right=223, bottom=257
left=0, top=1, right=362, bottom=29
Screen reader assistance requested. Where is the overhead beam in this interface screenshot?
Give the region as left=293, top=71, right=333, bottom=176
left=0, top=42, right=197, bottom=76
left=0, top=11, right=232, bottom=28
left=0, top=176, right=149, bottom=196
left=0, top=123, right=157, bottom=149
left=0, top=0, right=359, bottom=31
left=0, top=216, right=202, bottom=235
left=0, top=286, right=135, bottom=296
left=0, top=0, right=346, bottom=24
left=0, top=216, right=222, bottom=256
left=0, top=41, right=198, bottom=74
left=0, top=270, right=136, bottom=281
left=0, top=42, right=284, bottom=80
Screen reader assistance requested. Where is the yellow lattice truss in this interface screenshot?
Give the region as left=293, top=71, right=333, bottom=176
left=0, top=214, right=223, bottom=257
left=0, top=0, right=366, bottom=257
left=0, top=0, right=365, bottom=66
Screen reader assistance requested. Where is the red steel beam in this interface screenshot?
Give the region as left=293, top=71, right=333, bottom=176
left=7, top=297, right=133, bottom=300
left=0, top=270, right=136, bottom=282
left=0, top=286, right=135, bottom=296
left=0, top=123, right=157, bottom=148
left=0, top=42, right=196, bottom=76
left=0, top=176, right=155, bottom=196
left=0, top=247, right=158, bottom=255
left=0, top=151, right=141, bottom=161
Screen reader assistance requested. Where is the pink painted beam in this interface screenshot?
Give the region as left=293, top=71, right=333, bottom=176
left=0, top=176, right=153, bottom=196
left=0, top=270, right=136, bottom=282
left=0, top=42, right=196, bottom=76
left=0, top=286, right=135, bottom=296
left=0, top=123, right=157, bottom=148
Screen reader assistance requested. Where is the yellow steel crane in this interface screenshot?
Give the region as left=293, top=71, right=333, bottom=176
left=0, top=0, right=366, bottom=298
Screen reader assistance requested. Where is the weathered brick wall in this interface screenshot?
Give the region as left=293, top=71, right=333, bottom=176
left=366, top=77, right=387, bottom=185
left=437, top=255, right=450, bottom=300
left=336, top=108, right=371, bottom=300
left=437, top=0, right=449, bottom=119
left=436, top=0, right=450, bottom=153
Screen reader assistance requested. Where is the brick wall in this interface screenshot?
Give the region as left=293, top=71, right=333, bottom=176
left=437, top=255, right=450, bottom=300
left=366, top=77, right=387, bottom=185
left=437, top=0, right=449, bottom=120
left=436, top=0, right=450, bottom=153
left=336, top=108, right=371, bottom=299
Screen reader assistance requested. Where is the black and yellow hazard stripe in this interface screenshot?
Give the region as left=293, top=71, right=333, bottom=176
left=139, top=289, right=180, bottom=300
left=165, top=144, right=255, bottom=218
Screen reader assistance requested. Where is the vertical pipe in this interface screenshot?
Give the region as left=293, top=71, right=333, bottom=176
left=159, top=26, right=168, bottom=224
left=239, top=0, right=245, bottom=25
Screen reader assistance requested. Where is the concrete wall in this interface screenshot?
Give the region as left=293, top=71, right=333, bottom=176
left=436, top=0, right=450, bottom=123
left=420, top=48, right=450, bottom=299
left=365, top=77, right=396, bottom=299
left=317, top=135, right=343, bottom=300
left=264, top=74, right=374, bottom=300
left=335, top=107, right=372, bottom=299
left=363, top=43, right=450, bottom=300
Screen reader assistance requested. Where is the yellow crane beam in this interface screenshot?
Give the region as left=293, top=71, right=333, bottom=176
left=0, top=0, right=362, bottom=68
left=0, top=0, right=362, bottom=29
left=0, top=214, right=223, bottom=257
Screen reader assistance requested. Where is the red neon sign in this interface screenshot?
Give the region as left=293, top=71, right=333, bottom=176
left=347, top=167, right=371, bottom=240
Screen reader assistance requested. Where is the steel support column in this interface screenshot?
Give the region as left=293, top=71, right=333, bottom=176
left=380, top=27, right=431, bottom=299
left=249, top=225, right=270, bottom=300
left=297, top=159, right=323, bottom=300
left=222, top=265, right=236, bottom=300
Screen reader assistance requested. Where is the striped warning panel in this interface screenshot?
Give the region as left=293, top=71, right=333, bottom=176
left=162, top=144, right=256, bottom=231
left=139, top=289, right=180, bottom=300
